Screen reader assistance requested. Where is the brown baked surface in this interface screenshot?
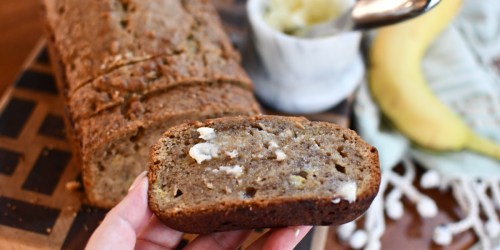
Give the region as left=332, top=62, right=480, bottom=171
left=148, top=115, right=380, bottom=234
left=41, top=0, right=261, bottom=208
left=42, top=0, right=247, bottom=92
left=68, top=54, right=251, bottom=121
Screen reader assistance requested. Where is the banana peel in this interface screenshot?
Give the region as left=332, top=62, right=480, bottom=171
left=368, top=0, right=500, bottom=160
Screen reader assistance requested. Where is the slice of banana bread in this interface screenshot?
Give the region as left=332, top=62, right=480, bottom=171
left=148, top=115, right=380, bottom=234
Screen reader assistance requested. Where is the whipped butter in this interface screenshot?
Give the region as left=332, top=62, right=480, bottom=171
left=189, top=142, right=219, bottom=164
left=197, top=127, right=216, bottom=140
left=264, top=0, right=341, bottom=34
left=189, top=127, right=219, bottom=164
left=333, top=179, right=357, bottom=203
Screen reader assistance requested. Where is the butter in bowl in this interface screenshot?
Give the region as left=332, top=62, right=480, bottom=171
left=245, top=0, right=364, bottom=114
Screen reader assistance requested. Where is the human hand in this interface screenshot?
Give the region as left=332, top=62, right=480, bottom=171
left=86, top=171, right=312, bottom=250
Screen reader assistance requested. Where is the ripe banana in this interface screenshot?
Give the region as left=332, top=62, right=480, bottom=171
left=368, top=0, right=500, bottom=159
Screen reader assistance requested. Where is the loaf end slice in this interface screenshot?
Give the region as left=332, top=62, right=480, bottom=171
left=148, top=115, right=380, bottom=234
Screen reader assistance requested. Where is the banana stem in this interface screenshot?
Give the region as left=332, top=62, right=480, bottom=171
left=466, top=133, right=500, bottom=160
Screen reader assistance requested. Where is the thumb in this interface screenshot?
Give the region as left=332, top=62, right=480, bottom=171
left=86, top=171, right=152, bottom=250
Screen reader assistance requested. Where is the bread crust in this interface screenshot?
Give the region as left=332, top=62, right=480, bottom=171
left=149, top=191, right=377, bottom=234
left=148, top=115, right=380, bottom=234
left=68, top=54, right=252, bottom=121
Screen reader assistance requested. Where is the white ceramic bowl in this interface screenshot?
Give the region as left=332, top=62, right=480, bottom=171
left=246, top=0, right=364, bottom=114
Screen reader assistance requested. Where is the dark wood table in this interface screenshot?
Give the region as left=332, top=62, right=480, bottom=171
left=0, top=0, right=43, bottom=97
left=0, top=1, right=478, bottom=249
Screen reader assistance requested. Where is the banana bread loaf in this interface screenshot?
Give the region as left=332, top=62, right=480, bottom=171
left=42, top=0, right=260, bottom=208
left=148, top=116, right=380, bottom=234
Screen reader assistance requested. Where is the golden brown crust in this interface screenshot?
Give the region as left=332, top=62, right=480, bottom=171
left=148, top=115, right=380, bottom=234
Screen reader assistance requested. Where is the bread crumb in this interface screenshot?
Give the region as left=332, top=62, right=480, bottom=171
left=46, top=228, right=52, bottom=234
left=189, top=142, right=219, bottom=164
left=197, top=127, right=216, bottom=140
left=29, top=197, right=39, bottom=204
left=65, top=181, right=81, bottom=192
left=275, top=149, right=287, bottom=161
left=66, top=205, right=77, bottom=212
left=226, top=150, right=238, bottom=158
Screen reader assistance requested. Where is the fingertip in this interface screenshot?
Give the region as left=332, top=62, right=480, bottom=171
left=247, top=226, right=313, bottom=250
left=87, top=172, right=151, bottom=249
left=294, top=225, right=313, bottom=238
left=128, top=171, right=148, bottom=192
left=108, top=171, right=152, bottom=232
left=186, top=229, right=252, bottom=250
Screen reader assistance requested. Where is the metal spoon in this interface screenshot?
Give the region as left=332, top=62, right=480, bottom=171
left=298, top=0, right=441, bottom=38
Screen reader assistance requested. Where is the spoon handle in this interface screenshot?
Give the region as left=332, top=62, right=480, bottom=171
left=303, top=0, right=441, bottom=38
left=352, top=0, right=437, bottom=30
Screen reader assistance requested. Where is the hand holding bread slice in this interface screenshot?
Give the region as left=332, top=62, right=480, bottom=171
left=148, top=115, right=380, bottom=234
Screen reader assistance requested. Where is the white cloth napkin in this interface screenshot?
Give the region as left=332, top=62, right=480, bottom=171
left=344, top=1, right=500, bottom=248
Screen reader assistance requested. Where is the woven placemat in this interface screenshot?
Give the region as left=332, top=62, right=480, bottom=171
left=0, top=1, right=352, bottom=249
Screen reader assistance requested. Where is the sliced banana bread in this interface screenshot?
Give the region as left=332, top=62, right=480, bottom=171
left=148, top=115, right=380, bottom=234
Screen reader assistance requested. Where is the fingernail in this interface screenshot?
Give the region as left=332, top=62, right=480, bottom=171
left=294, top=228, right=300, bottom=238
left=128, top=171, right=148, bottom=192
